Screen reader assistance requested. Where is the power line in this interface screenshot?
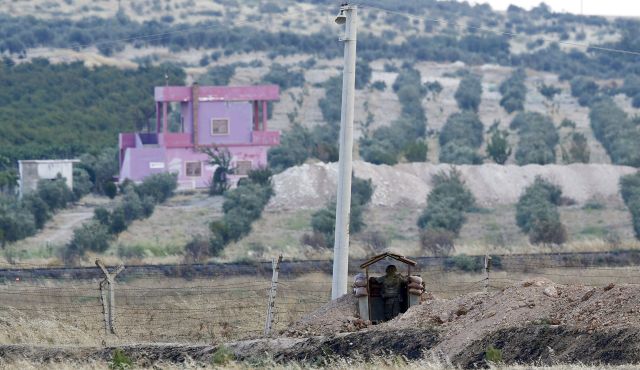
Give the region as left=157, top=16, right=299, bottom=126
left=358, top=3, right=640, bottom=58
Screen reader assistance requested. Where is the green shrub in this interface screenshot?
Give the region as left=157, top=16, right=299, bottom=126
left=104, top=182, right=118, bottom=199
left=486, top=129, right=512, bottom=164
left=454, top=74, right=482, bottom=112
left=485, top=345, right=503, bottom=363
left=267, top=124, right=313, bottom=173
left=211, top=345, right=235, bottom=366
left=510, top=112, right=558, bottom=165
left=72, top=167, right=92, bottom=199
left=620, top=172, right=640, bottom=239
left=439, top=110, right=484, bottom=165
left=355, top=59, right=372, bottom=89
left=0, top=197, right=36, bottom=248
left=420, top=228, right=455, bottom=256
left=404, top=140, right=428, bottom=162
left=562, top=132, right=590, bottom=164
left=516, top=176, right=566, bottom=244
left=529, top=218, right=567, bottom=245
left=117, top=244, right=147, bottom=260
left=69, top=221, right=111, bottom=254
left=445, top=254, right=483, bottom=272
left=538, top=84, right=561, bottom=100
left=590, top=98, right=640, bottom=167
left=135, top=172, right=177, bottom=203
left=21, top=193, right=50, bottom=230
left=262, top=63, right=305, bottom=89
left=309, top=176, right=373, bottom=248
left=570, top=76, right=599, bottom=107
left=417, top=169, right=475, bottom=236
left=37, top=175, right=74, bottom=211
left=361, top=67, right=427, bottom=164
left=371, top=80, right=386, bottom=91
left=499, top=68, right=527, bottom=113
left=109, top=348, right=133, bottom=370
left=183, top=235, right=211, bottom=263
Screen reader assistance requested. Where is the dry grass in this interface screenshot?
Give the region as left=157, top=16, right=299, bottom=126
left=0, top=273, right=331, bottom=346
left=1, top=356, right=639, bottom=370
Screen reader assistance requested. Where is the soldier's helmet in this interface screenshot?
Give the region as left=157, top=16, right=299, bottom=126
left=386, top=264, right=397, bottom=274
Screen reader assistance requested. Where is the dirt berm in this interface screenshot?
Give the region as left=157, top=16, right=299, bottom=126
left=3, top=279, right=640, bottom=367
left=270, top=162, right=637, bottom=209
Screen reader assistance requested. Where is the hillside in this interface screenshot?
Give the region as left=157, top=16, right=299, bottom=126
left=1, top=0, right=640, bottom=266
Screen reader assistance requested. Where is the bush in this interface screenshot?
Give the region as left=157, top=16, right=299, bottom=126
left=21, top=193, right=50, bottom=230
left=486, top=129, right=512, bottom=164
left=539, top=84, right=561, bottom=100
left=510, top=112, right=558, bottom=165
left=371, top=80, right=386, bottom=91
left=117, top=244, right=147, bottom=260
left=72, top=167, right=92, bottom=199
left=499, top=68, right=527, bottom=113
left=361, top=67, right=427, bottom=164
left=69, top=221, right=111, bottom=254
left=404, top=140, right=428, bottom=162
left=183, top=235, right=211, bottom=263
left=262, top=63, right=305, bottom=89
left=620, top=172, right=640, bottom=239
left=420, top=228, right=455, bottom=256
left=590, top=98, right=640, bottom=167
left=529, top=218, right=567, bottom=245
left=515, top=176, right=566, bottom=244
left=454, top=74, right=482, bottom=112
left=37, top=175, right=74, bottom=211
left=570, top=76, right=599, bottom=107
left=439, top=111, right=484, bottom=164
left=104, top=182, right=117, bottom=199
left=0, top=198, right=36, bottom=248
left=309, top=175, right=373, bottom=248
left=267, top=124, right=313, bottom=173
left=562, top=132, right=590, bottom=163
left=417, top=169, right=475, bottom=236
left=135, top=172, right=177, bottom=203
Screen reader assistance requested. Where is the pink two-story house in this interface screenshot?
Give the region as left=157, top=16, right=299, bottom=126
left=118, top=84, right=280, bottom=189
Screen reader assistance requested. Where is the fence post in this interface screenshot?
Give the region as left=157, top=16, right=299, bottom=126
left=96, top=259, right=125, bottom=335
left=264, top=255, right=283, bottom=337
left=484, top=255, right=492, bottom=293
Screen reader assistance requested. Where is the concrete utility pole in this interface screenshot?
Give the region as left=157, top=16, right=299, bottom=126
left=331, top=3, right=358, bottom=300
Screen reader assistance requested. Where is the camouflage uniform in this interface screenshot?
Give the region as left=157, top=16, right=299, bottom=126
left=375, top=266, right=406, bottom=320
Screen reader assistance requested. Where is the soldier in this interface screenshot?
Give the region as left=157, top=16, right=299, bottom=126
left=375, top=264, right=406, bottom=320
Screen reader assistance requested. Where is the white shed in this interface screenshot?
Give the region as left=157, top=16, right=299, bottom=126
left=18, top=159, right=80, bottom=197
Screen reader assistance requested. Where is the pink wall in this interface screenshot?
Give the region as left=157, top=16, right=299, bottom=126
left=197, top=101, right=253, bottom=146
left=120, top=147, right=167, bottom=182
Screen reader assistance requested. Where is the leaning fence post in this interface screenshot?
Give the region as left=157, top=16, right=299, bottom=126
left=484, top=255, right=492, bottom=293
left=96, top=259, right=125, bottom=335
left=264, top=255, right=283, bottom=337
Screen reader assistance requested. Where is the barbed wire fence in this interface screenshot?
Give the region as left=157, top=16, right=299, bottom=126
left=2, top=254, right=640, bottom=345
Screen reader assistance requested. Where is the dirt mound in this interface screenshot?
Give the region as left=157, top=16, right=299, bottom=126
left=384, top=278, right=640, bottom=358
left=269, top=162, right=636, bottom=209
left=281, top=294, right=366, bottom=337
left=280, top=278, right=640, bottom=364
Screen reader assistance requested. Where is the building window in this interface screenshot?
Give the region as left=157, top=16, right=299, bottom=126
left=211, top=118, right=229, bottom=136
left=185, top=161, right=202, bottom=177
left=235, top=160, right=252, bottom=175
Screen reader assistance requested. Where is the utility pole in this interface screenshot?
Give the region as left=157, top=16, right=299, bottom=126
left=331, top=3, right=358, bottom=300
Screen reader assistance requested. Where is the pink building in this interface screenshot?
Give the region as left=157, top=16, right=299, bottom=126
left=118, top=84, right=280, bottom=189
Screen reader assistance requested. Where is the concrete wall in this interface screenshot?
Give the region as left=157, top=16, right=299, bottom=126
left=19, top=160, right=76, bottom=196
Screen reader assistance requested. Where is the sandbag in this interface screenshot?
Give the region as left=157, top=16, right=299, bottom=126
left=408, top=288, right=423, bottom=296
left=354, top=286, right=368, bottom=297
left=408, top=276, right=423, bottom=284
left=353, top=279, right=368, bottom=288
left=408, top=282, right=423, bottom=290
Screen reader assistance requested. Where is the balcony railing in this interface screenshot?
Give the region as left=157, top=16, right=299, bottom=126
left=252, top=131, right=280, bottom=146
